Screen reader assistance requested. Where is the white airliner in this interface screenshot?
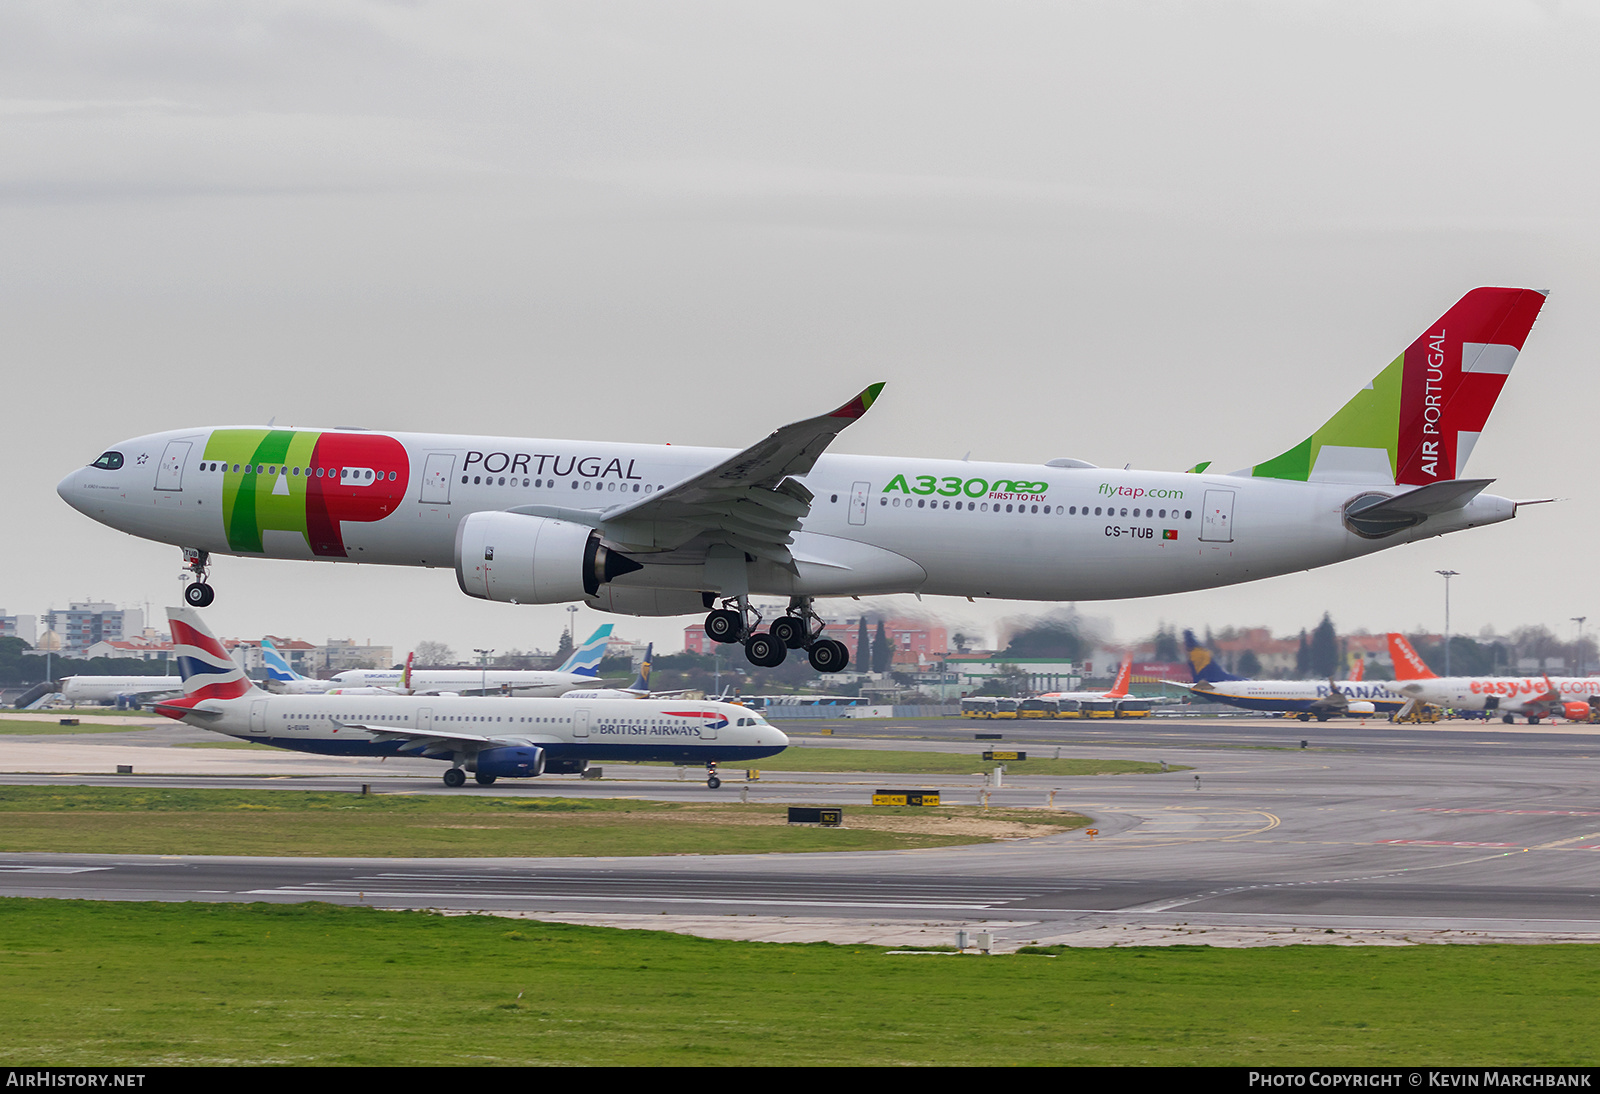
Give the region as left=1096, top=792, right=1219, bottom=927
left=61, top=675, right=182, bottom=707
left=1184, top=631, right=1405, bottom=721
left=328, top=625, right=616, bottom=696
left=58, top=288, right=1548, bottom=674
left=1386, top=633, right=1600, bottom=724
left=155, top=607, right=787, bottom=788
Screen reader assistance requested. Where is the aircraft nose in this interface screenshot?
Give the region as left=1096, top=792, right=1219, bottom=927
left=56, top=467, right=84, bottom=510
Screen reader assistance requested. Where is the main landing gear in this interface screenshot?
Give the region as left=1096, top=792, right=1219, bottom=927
left=706, top=762, right=721, bottom=790
left=443, top=767, right=467, bottom=788
left=181, top=548, right=215, bottom=607
left=703, top=595, right=850, bottom=673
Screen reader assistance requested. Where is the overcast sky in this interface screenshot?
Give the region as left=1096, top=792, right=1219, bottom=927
left=6, top=1, right=1599, bottom=662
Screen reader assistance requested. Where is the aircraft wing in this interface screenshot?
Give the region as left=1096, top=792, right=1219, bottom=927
left=582, top=383, right=886, bottom=565
left=346, top=723, right=561, bottom=758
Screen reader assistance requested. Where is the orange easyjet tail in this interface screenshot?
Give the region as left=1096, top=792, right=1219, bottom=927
left=1387, top=634, right=1439, bottom=680
left=1105, top=657, right=1132, bottom=698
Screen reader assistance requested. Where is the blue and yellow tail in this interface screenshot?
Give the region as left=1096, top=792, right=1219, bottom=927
left=1183, top=630, right=1246, bottom=684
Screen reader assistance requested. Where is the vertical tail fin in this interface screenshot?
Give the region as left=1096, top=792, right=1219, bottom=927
left=1387, top=633, right=1439, bottom=680
left=260, top=638, right=303, bottom=684
left=1104, top=657, right=1133, bottom=699
left=1250, top=288, right=1546, bottom=486
left=1349, top=655, right=1365, bottom=682
left=627, top=644, right=654, bottom=694
left=1184, top=629, right=1246, bottom=683
left=401, top=651, right=414, bottom=691
left=167, top=606, right=257, bottom=700
left=559, top=624, right=614, bottom=676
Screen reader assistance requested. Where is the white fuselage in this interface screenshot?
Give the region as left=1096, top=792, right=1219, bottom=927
left=61, top=675, right=182, bottom=704
left=1194, top=679, right=1405, bottom=715
left=329, top=668, right=600, bottom=696
left=163, top=690, right=788, bottom=767
left=1399, top=676, right=1600, bottom=716
left=57, top=425, right=1519, bottom=611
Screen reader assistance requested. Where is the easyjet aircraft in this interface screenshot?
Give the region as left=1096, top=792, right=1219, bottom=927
left=1387, top=633, right=1600, bottom=724
left=59, top=288, right=1548, bottom=673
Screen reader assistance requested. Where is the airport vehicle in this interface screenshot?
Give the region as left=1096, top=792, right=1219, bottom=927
left=60, top=674, right=182, bottom=707
left=1035, top=658, right=1146, bottom=716
left=154, top=607, right=788, bottom=788
left=1386, top=634, right=1600, bottom=723
left=59, top=288, right=1548, bottom=673
left=328, top=625, right=614, bottom=696
left=1183, top=630, right=1406, bottom=720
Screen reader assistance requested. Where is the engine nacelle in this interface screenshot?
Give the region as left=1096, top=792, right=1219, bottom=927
left=455, top=512, right=641, bottom=604
left=585, top=585, right=712, bottom=617
left=472, top=745, right=546, bottom=778
left=1345, top=702, right=1375, bottom=716
left=1563, top=701, right=1594, bottom=723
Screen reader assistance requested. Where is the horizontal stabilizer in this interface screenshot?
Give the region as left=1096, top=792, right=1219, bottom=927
left=1344, top=479, right=1492, bottom=538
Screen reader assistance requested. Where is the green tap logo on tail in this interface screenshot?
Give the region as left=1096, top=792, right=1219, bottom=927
left=203, top=429, right=411, bottom=556
left=1246, top=288, right=1545, bottom=487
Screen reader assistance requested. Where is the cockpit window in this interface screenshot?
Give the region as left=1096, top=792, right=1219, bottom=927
left=91, top=451, right=123, bottom=470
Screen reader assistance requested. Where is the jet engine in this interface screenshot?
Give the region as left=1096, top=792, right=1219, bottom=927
left=471, top=745, right=547, bottom=778
left=1563, top=701, right=1595, bottom=723
left=455, top=512, right=641, bottom=604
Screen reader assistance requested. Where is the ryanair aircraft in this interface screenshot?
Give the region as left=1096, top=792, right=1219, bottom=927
left=59, top=288, right=1547, bottom=674
left=1183, top=631, right=1405, bottom=721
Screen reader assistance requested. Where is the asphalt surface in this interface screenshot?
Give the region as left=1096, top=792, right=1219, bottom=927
left=3, top=714, right=1599, bottom=948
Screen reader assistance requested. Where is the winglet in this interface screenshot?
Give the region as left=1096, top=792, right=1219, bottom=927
left=828, top=382, right=886, bottom=421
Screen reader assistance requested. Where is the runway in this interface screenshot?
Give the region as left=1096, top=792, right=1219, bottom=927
left=3, top=716, right=1599, bottom=948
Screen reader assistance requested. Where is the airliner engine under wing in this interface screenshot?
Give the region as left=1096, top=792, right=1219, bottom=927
left=155, top=608, right=786, bottom=789
left=59, top=288, right=1548, bottom=674
left=1183, top=630, right=1405, bottom=720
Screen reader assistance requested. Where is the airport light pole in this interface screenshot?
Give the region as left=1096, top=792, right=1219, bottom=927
left=473, top=648, right=493, bottom=695
left=1574, top=617, right=1587, bottom=677
left=1436, top=570, right=1459, bottom=676
left=566, top=604, right=578, bottom=646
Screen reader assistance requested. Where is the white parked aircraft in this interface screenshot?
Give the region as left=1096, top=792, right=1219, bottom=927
left=61, top=675, right=182, bottom=707
left=1184, top=630, right=1404, bottom=720
left=58, top=288, right=1548, bottom=674
left=328, top=625, right=616, bottom=696
left=1386, top=633, right=1600, bottom=724
left=154, top=607, right=787, bottom=788
left=1036, top=659, right=1151, bottom=716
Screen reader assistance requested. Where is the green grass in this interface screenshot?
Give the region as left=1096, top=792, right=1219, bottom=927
left=750, top=747, right=1180, bottom=776
left=0, top=899, right=1595, bottom=1065
left=0, top=718, right=164, bottom=735
left=0, top=785, right=1087, bottom=857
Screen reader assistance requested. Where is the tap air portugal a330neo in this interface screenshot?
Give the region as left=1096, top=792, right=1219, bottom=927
left=59, top=288, right=1548, bottom=673
left=155, top=607, right=787, bottom=789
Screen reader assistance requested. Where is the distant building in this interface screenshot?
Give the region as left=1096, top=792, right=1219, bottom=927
left=40, top=602, right=142, bottom=654
left=319, top=639, right=395, bottom=673
left=0, top=611, right=36, bottom=645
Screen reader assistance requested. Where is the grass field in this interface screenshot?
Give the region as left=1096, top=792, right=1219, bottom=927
left=1, top=898, right=1595, bottom=1066
left=0, top=718, right=164, bottom=735
left=0, top=785, right=1089, bottom=857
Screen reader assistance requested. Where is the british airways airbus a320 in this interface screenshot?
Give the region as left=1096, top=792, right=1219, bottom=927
left=59, top=288, right=1548, bottom=673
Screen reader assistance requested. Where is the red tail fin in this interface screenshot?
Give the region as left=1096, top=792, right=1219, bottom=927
left=1104, top=657, right=1132, bottom=699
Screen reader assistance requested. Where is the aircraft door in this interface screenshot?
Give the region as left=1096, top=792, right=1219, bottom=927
left=573, top=708, right=591, bottom=738
left=849, top=481, right=871, bottom=526
left=420, top=453, right=456, bottom=504
left=1200, top=489, right=1235, bottom=543
left=157, top=441, right=192, bottom=492
left=249, top=699, right=268, bottom=735
left=417, top=707, right=433, bottom=731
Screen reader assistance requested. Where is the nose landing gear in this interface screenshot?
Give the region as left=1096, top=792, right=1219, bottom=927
left=706, top=762, right=721, bottom=790
left=181, top=548, right=215, bottom=607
